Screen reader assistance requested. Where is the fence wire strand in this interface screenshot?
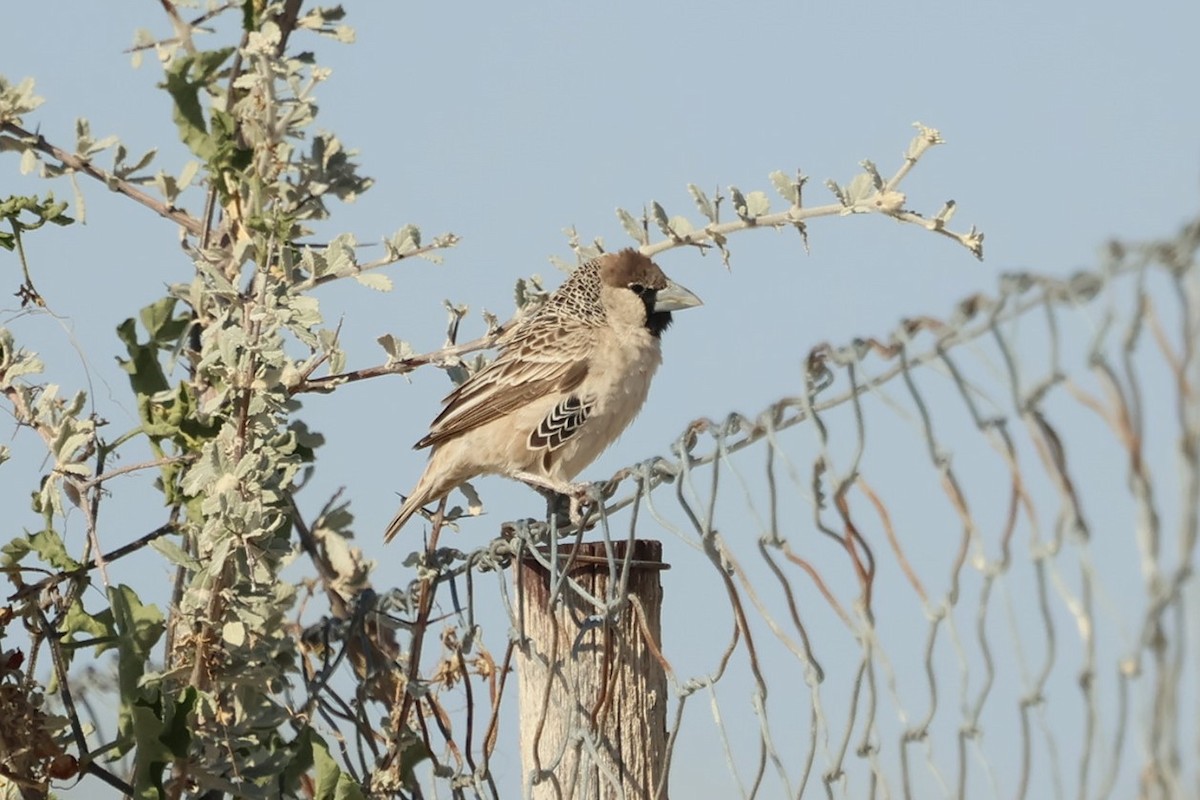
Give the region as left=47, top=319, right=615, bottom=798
left=294, top=220, right=1200, bottom=798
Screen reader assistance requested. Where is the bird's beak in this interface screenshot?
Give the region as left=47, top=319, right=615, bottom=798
left=654, top=280, right=703, bottom=313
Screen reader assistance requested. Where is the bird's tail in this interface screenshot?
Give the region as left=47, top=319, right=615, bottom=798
left=383, top=501, right=413, bottom=544
left=383, top=471, right=448, bottom=543
left=383, top=492, right=428, bottom=543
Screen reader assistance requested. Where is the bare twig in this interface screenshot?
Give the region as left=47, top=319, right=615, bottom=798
left=0, top=121, right=205, bottom=236
left=307, top=239, right=462, bottom=288
left=637, top=123, right=982, bottom=261
left=7, top=522, right=178, bottom=602
left=291, top=326, right=511, bottom=394
left=74, top=455, right=190, bottom=491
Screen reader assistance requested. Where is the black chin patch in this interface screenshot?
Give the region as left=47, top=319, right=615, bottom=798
left=646, top=310, right=674, bottom=338
left=640, top=289, right=674, bottom=337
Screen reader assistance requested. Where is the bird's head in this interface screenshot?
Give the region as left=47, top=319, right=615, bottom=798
left=598, top=249, right=702, bottom=337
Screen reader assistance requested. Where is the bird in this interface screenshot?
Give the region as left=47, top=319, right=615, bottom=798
left=383, top=248, right=702, bottom=542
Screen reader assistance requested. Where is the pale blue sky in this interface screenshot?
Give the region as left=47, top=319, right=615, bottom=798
left=3, top=2, right=1198, bottom=797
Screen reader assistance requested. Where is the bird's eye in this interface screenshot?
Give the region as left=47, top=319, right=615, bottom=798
left=628, top=282, right=647, bottom=295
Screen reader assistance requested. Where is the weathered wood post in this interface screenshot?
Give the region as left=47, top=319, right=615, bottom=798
left=515, top=540, right=669, bottom=799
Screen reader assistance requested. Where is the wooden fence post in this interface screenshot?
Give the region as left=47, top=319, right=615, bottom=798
left=515, top=539, right=669, bottom=799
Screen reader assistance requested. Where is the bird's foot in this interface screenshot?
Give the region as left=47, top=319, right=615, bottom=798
left=564, top=481, right=598, bottom=529
left=513, top=471, right=597, bottom=529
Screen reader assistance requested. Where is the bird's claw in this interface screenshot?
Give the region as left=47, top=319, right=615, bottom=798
left=515, top=472, right=601, bottom=529
left=540, top=481, right=597, bottom=529
left=565, top=482, right=597, bottom=528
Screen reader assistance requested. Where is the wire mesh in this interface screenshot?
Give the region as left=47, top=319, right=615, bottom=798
left=300, top=219, right=1200, bottom=799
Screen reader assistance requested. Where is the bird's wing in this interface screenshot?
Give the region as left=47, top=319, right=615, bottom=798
left=529, top=393, right=595, bottom=451
left=415, top=316, right=594, bottom=449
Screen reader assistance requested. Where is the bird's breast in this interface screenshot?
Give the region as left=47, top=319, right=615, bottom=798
left=550, top=328, right=663, bottom=479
